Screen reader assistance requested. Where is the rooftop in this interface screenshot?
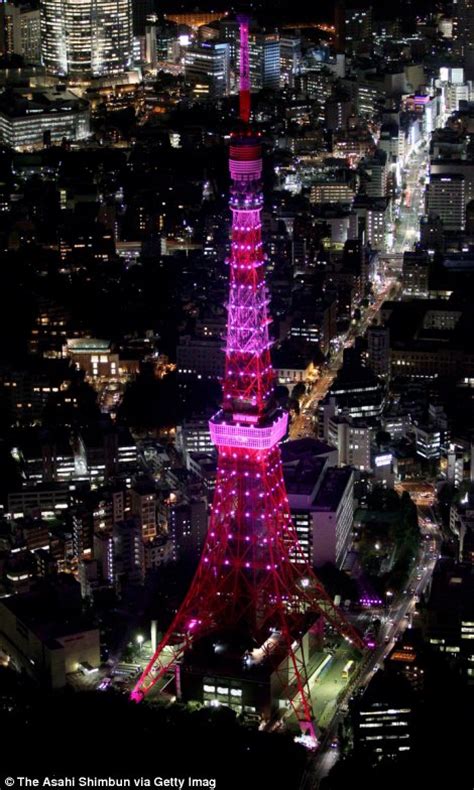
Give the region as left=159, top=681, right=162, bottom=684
left=67, top=338, right=111, bottom=353
left=283, top=456, right=327, bottom=496
left=0, top=88, right=88, bottom=119
left=313, top=466, right=353, bottom=512
left=281, top=437, right=336, bottom=462
left=0, top=578, right=97, bottom=649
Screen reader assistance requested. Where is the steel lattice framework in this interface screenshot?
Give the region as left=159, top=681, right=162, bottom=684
left=131, top=16, right=365, bottom=740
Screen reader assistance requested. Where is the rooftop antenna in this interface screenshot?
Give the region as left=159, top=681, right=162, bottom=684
left=237, top=14, right=251, bottom=125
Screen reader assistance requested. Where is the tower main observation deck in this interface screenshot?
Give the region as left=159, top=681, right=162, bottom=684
left=131, top=16, right=365, bottom=742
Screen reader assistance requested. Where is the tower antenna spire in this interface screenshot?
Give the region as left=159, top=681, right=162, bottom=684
left=237, top=14, right=251, bottom=124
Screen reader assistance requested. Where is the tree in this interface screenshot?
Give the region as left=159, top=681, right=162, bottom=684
left=0, top=673, right=307, bottom=788
left=119, top=368, right=180, bottom=430
left=316, top=563, right=358, bottom=601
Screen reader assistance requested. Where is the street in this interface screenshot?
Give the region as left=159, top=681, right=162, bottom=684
left=301, top=483, right=442, bottom=789
left=299, top=139, right=434, bottom=787
left=289, top=279, right=399, bottom=440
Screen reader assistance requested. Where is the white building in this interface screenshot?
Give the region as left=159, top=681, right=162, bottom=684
left=312, top=466, right=354, bottom=568
left=185, top=41, right=230, bottom=97
left=176, top=418, right=213, bottom=459
left=327, top=415, right=372, bottom=471
left=284, top=451, right=354, bottom=568
left=40, top=0, right=133, bottom=77
left=0, top=89, right=90, bottom=151
left=244, top=32, right=280, bottom=91
left=353, top=196, right=390, bottom=251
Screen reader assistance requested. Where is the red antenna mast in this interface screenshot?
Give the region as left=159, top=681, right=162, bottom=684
left=238, top=14, right=251, bottom=124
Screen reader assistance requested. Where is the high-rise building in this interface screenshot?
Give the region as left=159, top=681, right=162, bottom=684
left=367, top=323, right=390, bottom=378
left=20, top=6, right=41, bottom=64
left=327, top=414, right=373, bottom=471
left=426, top=173, right=466, bottom=231
left=353, top=196, right=390, bottom=250
left=352, top=672, right=414, bottom=762
left=169, top=498, right=208, bottom=561
left=402, top=251, right=430, bottom=297
left=453, top=0, right=474, bottom=78
left=335, top=3, right=372, bottom=53
left=130, top=480, right=157, bottom=542
left=319, top=357, right=385, bottom=424
left=175, top=418, right=214, bottom=460
left=245, top=32, right=280, bottom=91
left=325, top=96, right=353, bottom=131
left=285, top=457, right=354, bottom=568
left=430, top=159, right=474, bottom=206
left=0, top=2, right=20, bottom=57
left=40, top=0, right=133, bottom=77
left=112, top=517, right=145, bottom=588
left=362, top=148, right=388, bottom=197
left=184, top=41, right=230, bottom=97
left=279, top=34, right=301, bottom=87
left=0, top=3, right=41, bottom=63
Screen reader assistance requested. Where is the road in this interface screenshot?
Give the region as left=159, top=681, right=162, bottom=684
left=394, top=144, right=429, bottom=253
left=289, top=280, right=399, bottom=440
left=301, top=485, right=442, bottom=789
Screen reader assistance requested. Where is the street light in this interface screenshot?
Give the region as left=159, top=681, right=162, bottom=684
left=136, top=634, right=144, bottom=654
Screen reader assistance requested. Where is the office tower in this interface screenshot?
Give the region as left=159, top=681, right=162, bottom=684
left=352, top=672, right=414, bottom=762
left=453, top=0, right=474, bottom=78
left=244, top=31, right=280, bottom=91
left=279, top=34, right=301, bottom=87
left=0, top=88, right=90, bottom=150
left=0, top=2, right=20, bottom=57
left=426, top=173, right=466, bottom=231
left=184, top=41, right=230, bottom=97
left=284, top=454, right=354, bottom=568
left=325, top=96, right=354, bottom=131
left=335, top=3, right=373, bottom=53
left=362, top=149, right=388, bottom=197
left=367, top=323, right=391, bottom=378
left=40, top=0, right=133, bottom=77
left=402, top=251, right=430, bottom=297
left=20, top=6, right=41, bottom=64
left=130, top=17, right=364, bottom=743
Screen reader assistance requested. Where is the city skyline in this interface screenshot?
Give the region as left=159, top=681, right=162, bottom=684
left=0, top=1, right=472, bottom=788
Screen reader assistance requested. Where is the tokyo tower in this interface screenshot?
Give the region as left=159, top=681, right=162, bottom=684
left=131, top=16, right=365, bottom=740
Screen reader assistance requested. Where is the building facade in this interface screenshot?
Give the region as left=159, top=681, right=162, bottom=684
left=41, top=0, right=133, bottom=77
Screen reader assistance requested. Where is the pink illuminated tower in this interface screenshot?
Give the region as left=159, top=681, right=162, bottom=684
left=131, top=16, right=364, bottom=739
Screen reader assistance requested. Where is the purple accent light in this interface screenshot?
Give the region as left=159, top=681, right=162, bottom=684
left=209, top=411, right=288, bottom=449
